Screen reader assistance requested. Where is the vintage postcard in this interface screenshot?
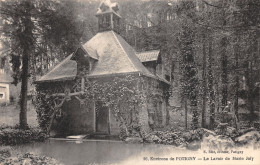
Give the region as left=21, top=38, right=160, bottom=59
left=0, top=0, right=259, bottom=164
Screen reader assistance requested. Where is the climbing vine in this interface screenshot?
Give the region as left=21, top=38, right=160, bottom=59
left=35, top=75, right=151, bottom=137
left=90, top=75, right=148, bottom=138
left=35, top=73, right=170, bottom=139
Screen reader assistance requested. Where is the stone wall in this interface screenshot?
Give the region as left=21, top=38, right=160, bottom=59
left=52, top=98, right=95, bottom=136
left=0, top=83, right=9, bottom=103
left=36, top=73, right=170, bottom=136
left=141, top=76, right=170, bottom=130
left=109, top=110, right=121, bottom=135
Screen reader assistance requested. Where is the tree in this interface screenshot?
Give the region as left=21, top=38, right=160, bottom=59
left=237, top=0, right=260, bottom=121
left=0, top=0, right=97, bottom=129
left=201, top=31, right=207, bottom=128
left=179, top=1, right=199, bottom=130
left=1, top=0, right=36, bottom=129
left=208, top=34, right=215, bottom=129
left=219, top=0, right=229, bottom=108
left=120, top=0, right=260, bottom=130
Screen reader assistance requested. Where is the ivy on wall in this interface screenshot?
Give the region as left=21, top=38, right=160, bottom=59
left=35, top=74, right=169, bottom=138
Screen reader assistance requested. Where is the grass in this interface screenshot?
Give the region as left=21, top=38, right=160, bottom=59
left=0, top=101, right=38, bottom=127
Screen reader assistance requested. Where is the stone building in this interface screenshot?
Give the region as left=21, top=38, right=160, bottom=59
left=36, top=0, right=171, bottom=137
left=0, top=69, right=12, bottom=104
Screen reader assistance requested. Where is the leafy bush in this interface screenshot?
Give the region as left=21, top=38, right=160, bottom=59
left=0, top=125, right=46, bottom=145
left=0, top=146, right=11, bottom=159
left=0, top=151, right=62, bottom=165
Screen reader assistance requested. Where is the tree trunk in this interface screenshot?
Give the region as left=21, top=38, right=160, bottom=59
left=20, top=51, right=29, bottom=129
left=19, top=0, right=34, bottom=129
left=31, top=52, right=36, bottom=83
left=234, top=43, right=239, bottom=122
left=247, top=62, right=254, bottom=122
left=208, top=35, right=215, bottom=129
left=191, top=92, right=199, bottom=130
left=184, top=97, right=188, bottom=130
left=246, top=34, right=257, bottom=123
left=215, top=81, right=220, bottom=112
left=221, top=36, right=228, bottom=108
left=201, top=33, right=207, bottom=128
left=41, top=53, right=43, bottom=76
left=181, top=25, right=198, bottom=130
left=221, top=0, right=228, bottom=109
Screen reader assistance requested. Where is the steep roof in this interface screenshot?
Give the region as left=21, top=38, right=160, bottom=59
left=136, top=50, right=160, bottom=62
left=38, top=54, right=77, bottom=82
left=37, top=31, right=155, bottom=82
left=84, top=31, right=154, bottom=77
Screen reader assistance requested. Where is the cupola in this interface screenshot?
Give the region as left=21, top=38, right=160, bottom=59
left=96, top=0, right=121, bottom=33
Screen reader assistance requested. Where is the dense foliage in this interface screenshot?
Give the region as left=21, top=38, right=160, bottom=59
left=0, top=0, right=98, bottom=129
left=1, top=0, right=259, bottom=131
left=0, top=151, right=62, bottom=165
left=121, top=0, right=260, bottom=129
left=0, top=125, right=46, bottom=145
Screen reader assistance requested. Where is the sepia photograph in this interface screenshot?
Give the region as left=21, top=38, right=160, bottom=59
left=0, top=0, right=260, bottom=164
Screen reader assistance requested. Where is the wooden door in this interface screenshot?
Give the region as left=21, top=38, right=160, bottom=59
left=95, top=102, right=109, bottom=134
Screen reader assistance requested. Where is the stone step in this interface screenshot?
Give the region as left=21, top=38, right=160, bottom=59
left=66, top=134, right=89, bottom=139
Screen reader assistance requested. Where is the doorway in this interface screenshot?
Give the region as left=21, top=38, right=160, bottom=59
left=95, top=101, right=109, bottom=134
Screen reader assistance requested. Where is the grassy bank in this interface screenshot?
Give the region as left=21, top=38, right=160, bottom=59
left=0, top=101, right=38, bottom=127
left=0, top=147, right=63, bottom=165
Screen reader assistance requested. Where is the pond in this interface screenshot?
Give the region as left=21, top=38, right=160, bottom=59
left=14, top=139, right=190, bottom=165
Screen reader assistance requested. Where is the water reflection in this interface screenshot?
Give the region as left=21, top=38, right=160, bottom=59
left=14, top=139, right=184, bottom=165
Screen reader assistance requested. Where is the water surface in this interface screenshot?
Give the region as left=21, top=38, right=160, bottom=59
left=14, top=139, right=185, bottom=165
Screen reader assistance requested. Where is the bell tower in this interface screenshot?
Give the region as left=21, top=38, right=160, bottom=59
left=96, top=0, right=121, bottom=33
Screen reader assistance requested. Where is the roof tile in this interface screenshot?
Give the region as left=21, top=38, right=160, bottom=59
left=38, top=54, right=77, bottom=82
left=37, top=31, right=155, bottom=82
left=136, top=50, right=160, bottom=62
